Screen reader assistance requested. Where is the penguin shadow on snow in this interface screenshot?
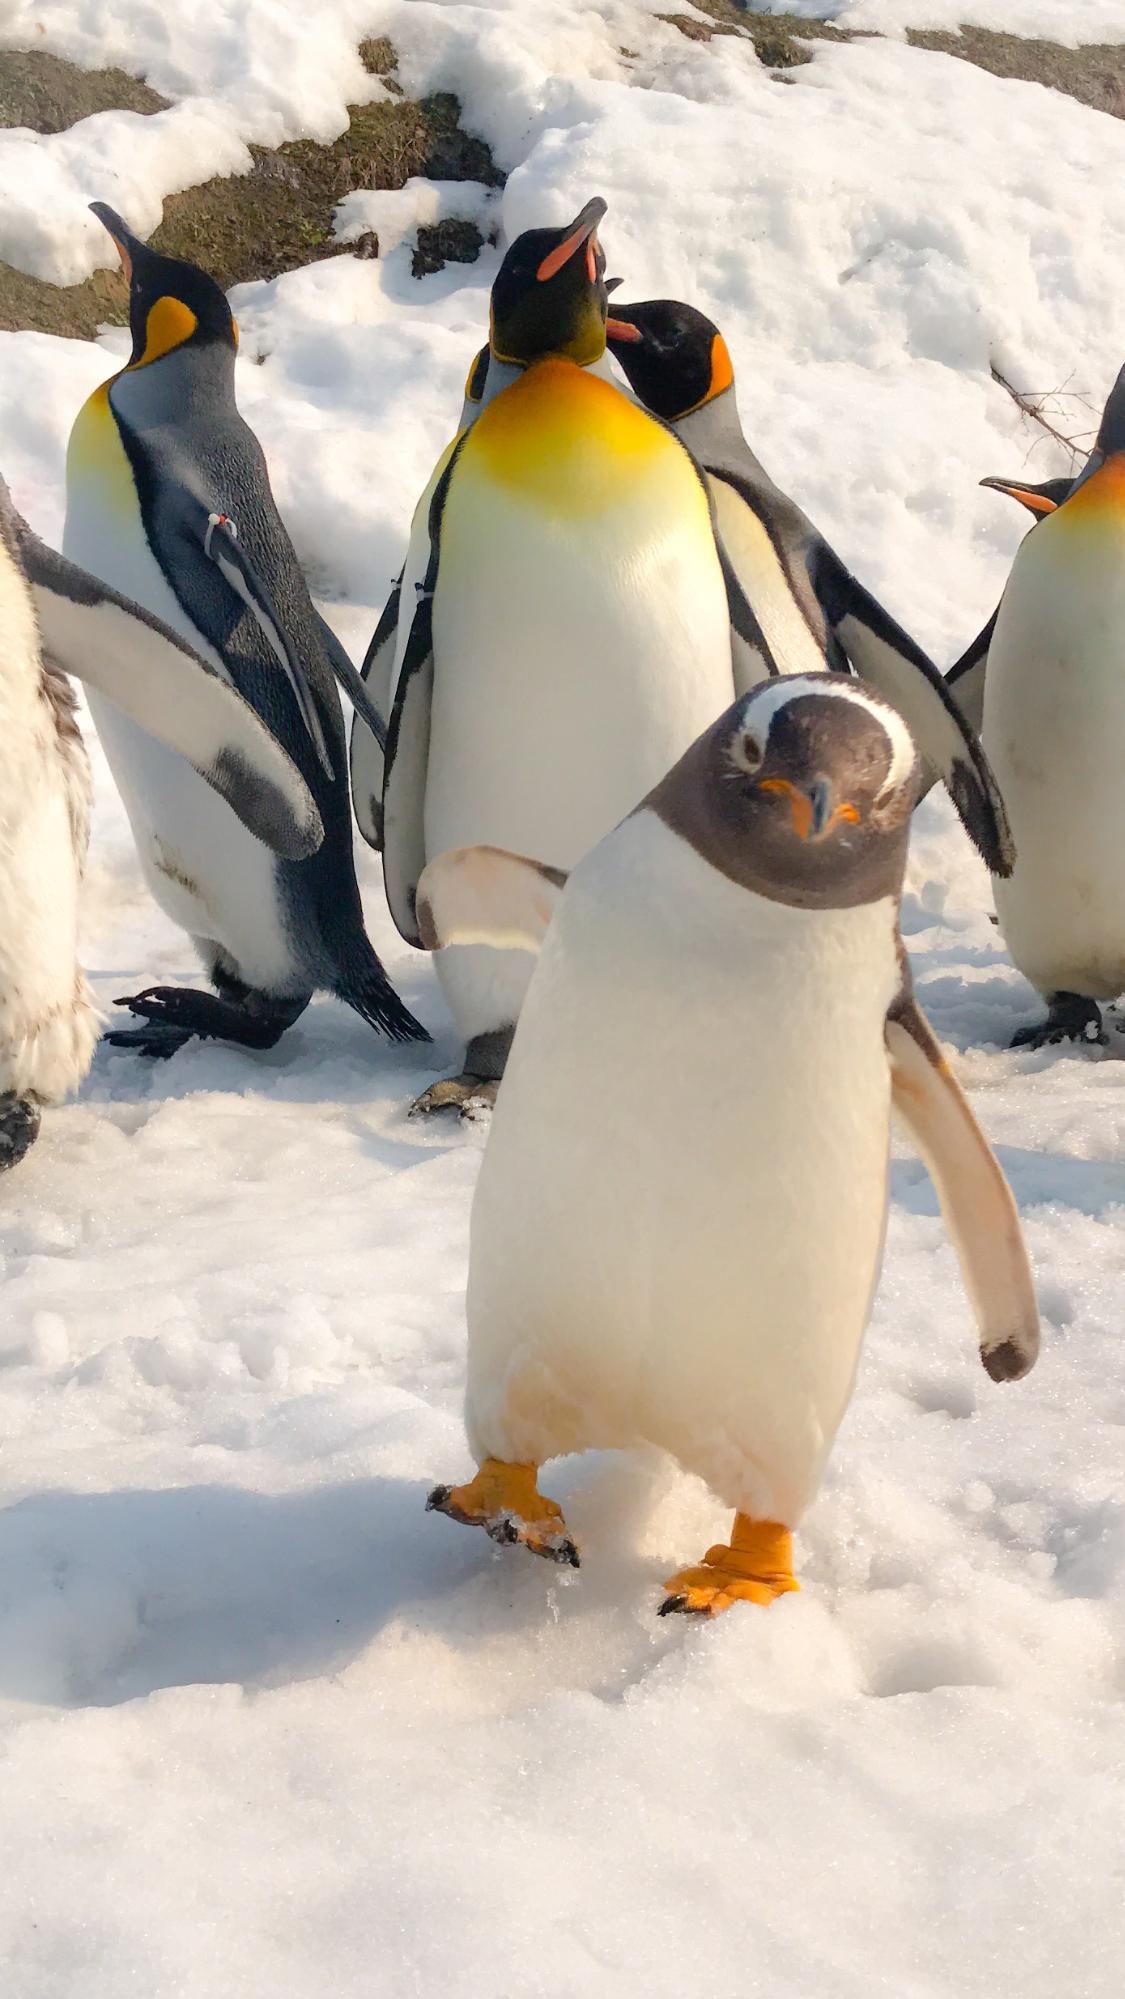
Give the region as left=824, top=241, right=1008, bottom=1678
left=0, top=1457, right=712, bottom=1711
left=79, top=986, right=450, bottom=1118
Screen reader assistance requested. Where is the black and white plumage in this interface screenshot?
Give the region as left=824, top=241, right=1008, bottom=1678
left=0, top=476, right=325, bottom=1166
left=64, top=205, right=425, bottom=1057
left=604, top=298, right=1014, bottom=879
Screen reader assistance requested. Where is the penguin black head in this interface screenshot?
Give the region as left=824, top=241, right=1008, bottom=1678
left=605, top=298, right=734, bottom=421
left=489, top=197, right=610, bottom=369
left=979, top=473, right=1071, bottom=519
left=649, top=676, right=919, bottom=912
left=91, top=203, right=237, bottom=369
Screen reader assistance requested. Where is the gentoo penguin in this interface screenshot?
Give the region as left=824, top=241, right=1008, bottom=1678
left=604, top=299, right=1013, bottom=873
left=0, top=477, right=321, bottom=1166
left=948, top=365, right=1125, bottom=1048
left=421, top=677, right=1039, bottom=1613
left=64, top=204, right=425, bottom=1056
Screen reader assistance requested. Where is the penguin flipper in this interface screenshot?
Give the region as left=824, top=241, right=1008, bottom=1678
left=886, top=997, right=1039, bottom=1384
left=945, top=606, right=995, bottom=738
left=20, top=528, right=324, bottom=862
left=313, top=610, right=388, bottom=752
left=202, top=511, right=335, bottom=779
left=348, top=571, right=402, bottom=851
left=813, top=548, right=1014, bottom=877
left=415, top=847, right=567, bottom=955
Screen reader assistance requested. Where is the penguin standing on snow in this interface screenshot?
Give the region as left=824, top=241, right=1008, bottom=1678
left=604, top=298, right=1013, bottom=868
left=64, top=204, right=425, bottom=1057
left=0, top=476, right=322, bottom=1167
left=360, top=198, right=776, bottom=1114
left=946, top=366, right=1125, bottom=1048
left=357, top=205, right=1007, bottom=1116
left=420, top=677, right=1039, bottom=1613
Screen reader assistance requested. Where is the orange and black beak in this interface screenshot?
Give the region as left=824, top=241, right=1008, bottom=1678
left=759, top=775, right=859, bottom=842
left=535, top=196, right=607, bottom=286
left=980, top=473, right=1071, bottom=519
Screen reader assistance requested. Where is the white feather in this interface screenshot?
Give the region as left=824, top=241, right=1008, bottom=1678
left=0, top=541, right=98, bottom=1104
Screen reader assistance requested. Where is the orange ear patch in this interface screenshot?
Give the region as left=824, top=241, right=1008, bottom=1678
left=709, top=333, right=734, bottom=399
left=131, top=295, right=198, bottom=368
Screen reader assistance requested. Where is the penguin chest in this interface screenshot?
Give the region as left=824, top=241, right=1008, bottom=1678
left=424, top=364, right=734, bottom=868
left=987, top=490, right=1125, bottom=996
left=64, top=390, right=297, bottom=989
left=466, top=814, right=900, bottom=1521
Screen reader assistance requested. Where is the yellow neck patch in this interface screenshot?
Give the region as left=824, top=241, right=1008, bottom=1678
left=463, top=358, right=686, bottom=515
left=1054, top=453, right=1125, bottom=536
left=130, top=295, right=198, bottom=369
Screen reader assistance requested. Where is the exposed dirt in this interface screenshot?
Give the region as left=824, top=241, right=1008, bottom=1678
left=658, top=4, right=854, bottom=65
left=0, top=45, right=501, bottom=337
left=907, top=26, right=1125, bottom=120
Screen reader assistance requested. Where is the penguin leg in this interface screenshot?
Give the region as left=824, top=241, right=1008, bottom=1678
left=1010, top=991, right=1105, bottom=1051
left=659, top=1515, right=799, bottom=1618
left=0, top=1094, right=42, bottom=1172
left=106, top=979, right=309, bottom=1058
left=410, top=1027, right=513, bottom=1120
left=426, top=1458, right=579, bottom=1567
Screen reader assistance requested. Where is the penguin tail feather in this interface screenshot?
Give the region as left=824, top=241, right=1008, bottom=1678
left=335, top=936, right=430, bottom=1045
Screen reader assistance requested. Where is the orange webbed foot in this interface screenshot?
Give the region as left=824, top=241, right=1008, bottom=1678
left=660, top=1516, right=798, bottom=1619
left=426, top=1458, right=579, bottom=1567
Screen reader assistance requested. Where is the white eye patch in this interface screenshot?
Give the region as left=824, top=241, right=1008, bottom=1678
left=739, top=674, right=917, bottom=801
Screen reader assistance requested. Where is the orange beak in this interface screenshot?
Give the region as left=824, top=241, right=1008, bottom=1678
left=536, top=197, right=607, bottom=282
left=759, top=777, right=859, bottom=841
left=109, top=233, right=133, bottom=283
left=606, top=317, right=643, bottom=343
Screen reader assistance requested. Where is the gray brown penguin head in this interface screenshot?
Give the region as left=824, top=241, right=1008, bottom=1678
left=647, top=675, right=919, bottom=911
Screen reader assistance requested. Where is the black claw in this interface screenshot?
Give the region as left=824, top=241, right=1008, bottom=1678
left=658, top=1594, right=688, bottom=1617
left=426, top=1484, right=453, bottom=1513
left=982, top=1338, right=1032, bottom=1383
left=1011, top=993, right=1104, bottom=1050
left=0, top=1096, right=41, bottom=1172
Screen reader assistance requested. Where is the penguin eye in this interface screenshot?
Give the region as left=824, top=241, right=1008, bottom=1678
left=741, top=731, right=764, bottom=772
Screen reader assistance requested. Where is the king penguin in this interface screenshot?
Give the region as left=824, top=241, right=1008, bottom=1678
left=358, top=199, right=789, bottom=1116
left=348, top=236, right=622, bottom=852
left=604, top=298, right=1014, bottom=873
left=63, top=204, right=425, bottom=1056
left=947, top=364, right=1125, bottom=1048
left=0, top=475, right=321, bottom=1166
left=419, top=677, right=1039, bottom=1613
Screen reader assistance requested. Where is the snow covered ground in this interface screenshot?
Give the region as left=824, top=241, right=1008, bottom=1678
left=1, top=2, right=1124, bottom=1993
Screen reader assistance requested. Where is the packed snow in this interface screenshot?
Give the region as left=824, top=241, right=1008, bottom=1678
left=0, top=1, right=1123, bottom=1994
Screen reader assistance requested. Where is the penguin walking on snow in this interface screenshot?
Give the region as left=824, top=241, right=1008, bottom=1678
left=64, top=204, right=425, bottom=1057
left=0, top=476, right=321, bottom=1167
left=946, top=365, right=1125, bottom=1048
left=420, top=677, right=1039, bottom=1614
left=604, top=298, right=1013, bottom=872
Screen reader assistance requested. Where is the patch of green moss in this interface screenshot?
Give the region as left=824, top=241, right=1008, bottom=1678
left=0, top=48, right=501, bottom=336
left=907, top=26, right=1125, bottom=119
left=0, top=47, right=168, bottom=132
left=658, top=4, right=853, bottom=66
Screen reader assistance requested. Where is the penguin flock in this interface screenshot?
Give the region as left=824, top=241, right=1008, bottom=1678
left=13, top=181, right=1125, bottom=1620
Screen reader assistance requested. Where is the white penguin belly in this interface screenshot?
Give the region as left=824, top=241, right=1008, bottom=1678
left=64, top=462, right=300, bottom=995
left=0, top=558, right=96, bottom=1102
left=423, top=447, right=734, bottom=1041
left=987, top=510, right=1125, bottom=1000
left=465, top=812, right=900, bottom=1524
